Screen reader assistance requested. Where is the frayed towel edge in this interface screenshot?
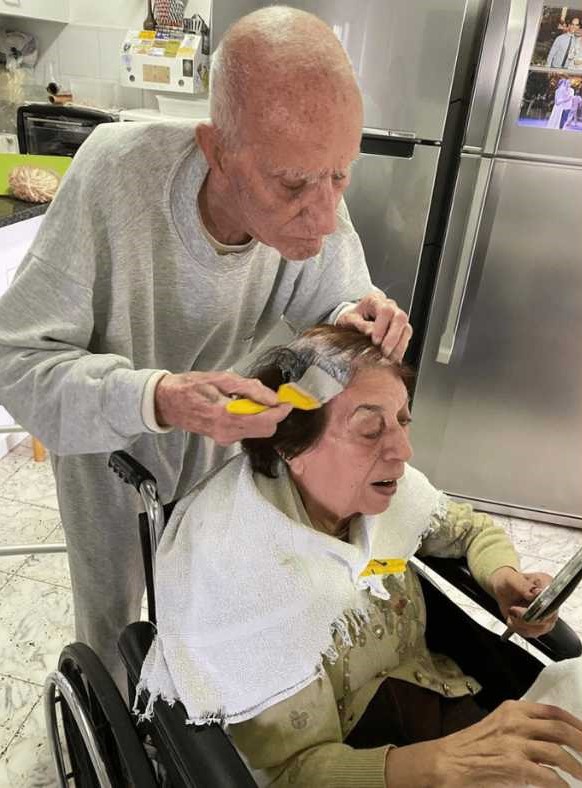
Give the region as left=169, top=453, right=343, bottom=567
left=134, top=604, right=375, bottom=726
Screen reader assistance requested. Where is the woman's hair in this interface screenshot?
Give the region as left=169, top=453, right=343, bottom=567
left=241, top=325, right=415, bottom=478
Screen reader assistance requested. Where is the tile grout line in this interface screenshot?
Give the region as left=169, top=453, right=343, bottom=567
left=0, top=505, right=64, bottom=580
left=0, top=456, right=59, bottom=512
left=0, top=670, right=44, bottom=689
left=3, top=522, right=69, bottom=589
left=0, top=495, right=60, bottom=512
left=0, top=456, right=30, bottom=486
left=1, top=570, right=71, bottom=593
left=43, top=525, right=65, bottom=542
left=0, top=572, right=15, bottom=593
left=0, top=492, right=59, bottom=508
left=0, top=691, right=44, bottom=762
left=5, top=520, right=66, bottom=568
left=12, top=572, right=71, bottom=592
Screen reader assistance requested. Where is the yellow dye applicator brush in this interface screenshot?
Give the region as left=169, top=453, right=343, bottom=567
left=226, top=364, right=345, bottom=414
left=226, top=345, right=351, bottom=415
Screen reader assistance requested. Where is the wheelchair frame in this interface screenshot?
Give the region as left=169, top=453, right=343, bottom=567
left=44, top=451, right=582, bottom=787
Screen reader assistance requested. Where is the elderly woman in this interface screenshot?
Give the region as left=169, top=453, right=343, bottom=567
left=139, top=326, right=582, bottom=787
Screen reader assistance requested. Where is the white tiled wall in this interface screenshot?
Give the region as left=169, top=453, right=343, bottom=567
left=0, top=0, right=211, bottom=111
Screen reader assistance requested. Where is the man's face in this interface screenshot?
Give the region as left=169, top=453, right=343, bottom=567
left=219, top=90, right=363, bottom=260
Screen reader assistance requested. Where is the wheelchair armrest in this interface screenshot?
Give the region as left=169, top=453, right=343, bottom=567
left=119, top=622, right=257, bottom=788
left=418, top=555, right=582, bottom=663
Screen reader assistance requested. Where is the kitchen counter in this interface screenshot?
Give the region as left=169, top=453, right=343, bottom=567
left=0, top=196, right=49, bottom=228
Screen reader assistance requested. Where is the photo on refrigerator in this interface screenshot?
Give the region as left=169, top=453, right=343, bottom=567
left=530, top=5, right=582, bottom=69
left=519, top=70, right=582, bottom=130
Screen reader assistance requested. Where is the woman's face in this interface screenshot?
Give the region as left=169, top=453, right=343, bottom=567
left=287, top=366, right=413, bottom=530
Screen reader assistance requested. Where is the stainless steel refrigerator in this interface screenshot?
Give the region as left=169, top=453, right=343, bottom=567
left=411, top=0, right=582, bottom=528
left=210, top=0, right=582, bottom=527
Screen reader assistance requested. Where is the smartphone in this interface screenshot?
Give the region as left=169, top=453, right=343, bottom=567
left=522, top=544, right=582, bottom=622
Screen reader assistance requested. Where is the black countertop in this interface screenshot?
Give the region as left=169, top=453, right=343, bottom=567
left=0, top=196, right=49, bottom=228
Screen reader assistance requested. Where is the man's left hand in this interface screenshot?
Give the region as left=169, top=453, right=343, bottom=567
left=336, top=292, right=412, bottom=362
left=489, top=566, right=558, bottom=638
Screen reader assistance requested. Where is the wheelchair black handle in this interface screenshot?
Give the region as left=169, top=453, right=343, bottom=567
left=108, top=450, right=156, bottom=492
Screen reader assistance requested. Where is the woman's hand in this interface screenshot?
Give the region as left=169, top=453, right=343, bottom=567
left=385, top=700, right=582, bottom=787
left=489, top=566, right=558, bottom=638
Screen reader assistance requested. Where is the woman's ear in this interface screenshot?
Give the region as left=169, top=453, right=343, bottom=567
left=286, top=453, right=305, bottom=478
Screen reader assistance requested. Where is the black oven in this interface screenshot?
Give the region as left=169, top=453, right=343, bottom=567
left=17, top=103, right=118, bottom=157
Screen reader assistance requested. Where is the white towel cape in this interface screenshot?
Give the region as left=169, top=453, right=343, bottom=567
left=522, top=657, right=582, bottom=787
left=137, top=454, right=445, bottom=724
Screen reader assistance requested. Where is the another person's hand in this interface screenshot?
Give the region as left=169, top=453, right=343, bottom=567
left=489, top=566, right=558, bottom=638
left=336, top=292, right=412, bottom=362
left=154, top=371, right=292, bottom=446
left=386, top=700, right=582, bottom=787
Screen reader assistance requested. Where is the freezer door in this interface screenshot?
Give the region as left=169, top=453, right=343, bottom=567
left=465, top=0, right=582, bottom=162
left=411, top=154, right=582, bottom=523
left=499, top=0, right=582, bottom=162
left=297, top=0, right=467, bottom=139
left=463, top=0, right=512, bottom=151
left=344, top=140, right=441, bottom=313
left=210, top=0, right=468, bottom=140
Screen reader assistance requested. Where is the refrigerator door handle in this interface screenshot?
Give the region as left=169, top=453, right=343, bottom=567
left=436, top=158, right=493, bottom=365
left=482, top=0, right=528, bottom=154
left=362, top=127, right=418, bottom=141
left=362, top=127, right=391, bottom=138
left=436, top=0, right=528, bottom=366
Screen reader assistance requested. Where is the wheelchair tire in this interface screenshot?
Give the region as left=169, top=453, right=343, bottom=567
left=47, top=642, right=157, bottom=787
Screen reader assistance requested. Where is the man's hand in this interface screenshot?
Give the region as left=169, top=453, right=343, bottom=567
left=154, top=371, right=292, bottom=446
left=489, top=566, right=558, bottom=638
left=386, top=701, right=582, bottom=787
left=336, top=292, right=412, bottom=362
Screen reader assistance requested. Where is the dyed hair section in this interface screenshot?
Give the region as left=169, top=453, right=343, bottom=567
left=242, top=325, right=414, bottom=478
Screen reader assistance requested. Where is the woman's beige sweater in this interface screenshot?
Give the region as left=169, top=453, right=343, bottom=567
left=229, top=489, right=519, bottom=788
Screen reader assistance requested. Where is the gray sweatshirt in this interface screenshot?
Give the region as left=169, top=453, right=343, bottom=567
left=0, top=120, right=373, bottom=466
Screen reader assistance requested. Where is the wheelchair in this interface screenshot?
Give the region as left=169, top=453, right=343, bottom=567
left=45, top=451, right=582, bottom=787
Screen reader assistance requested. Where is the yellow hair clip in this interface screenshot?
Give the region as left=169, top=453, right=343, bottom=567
left=359, top=558, right=407, bottom=578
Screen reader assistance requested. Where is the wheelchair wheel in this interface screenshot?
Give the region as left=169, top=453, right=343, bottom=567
left=45, top=642, right=157, bottom=787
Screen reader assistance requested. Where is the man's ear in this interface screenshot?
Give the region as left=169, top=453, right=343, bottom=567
left=195, top=122, right=226, bottom=174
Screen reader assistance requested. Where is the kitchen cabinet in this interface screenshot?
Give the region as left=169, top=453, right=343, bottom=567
left=0, top=0, right=69, bottom=23
left=70, top=0, right=209, bottom=28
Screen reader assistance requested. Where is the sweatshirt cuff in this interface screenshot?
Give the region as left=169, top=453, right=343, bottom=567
left=102, top=367, right=172, bottom=439
left=142, top=370, right=173, bottom=433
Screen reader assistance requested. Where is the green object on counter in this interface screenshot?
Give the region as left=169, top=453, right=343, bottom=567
left=0, top=153, right=73, bottom=196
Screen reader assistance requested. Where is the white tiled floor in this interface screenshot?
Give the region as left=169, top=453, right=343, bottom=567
left=0, top=441, right=581, bottom=786
left=0, top=440, right=72, bottom=787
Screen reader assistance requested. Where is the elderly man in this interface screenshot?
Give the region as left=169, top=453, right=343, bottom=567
left=0, top=7, right=411, bottom=685
left=546, top=17, right=581, bottom=68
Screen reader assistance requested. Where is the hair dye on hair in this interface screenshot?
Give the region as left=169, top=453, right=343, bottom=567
left=242, top=325, right=414, bottom=478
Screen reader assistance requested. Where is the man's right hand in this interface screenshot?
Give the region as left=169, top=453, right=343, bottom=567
left=385, top=700, right=582, bottom=787
left=154, top=371, right=292, bottom=446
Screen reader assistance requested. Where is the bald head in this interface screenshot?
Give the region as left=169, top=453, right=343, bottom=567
left=210, top=6, right=362, bottom=148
